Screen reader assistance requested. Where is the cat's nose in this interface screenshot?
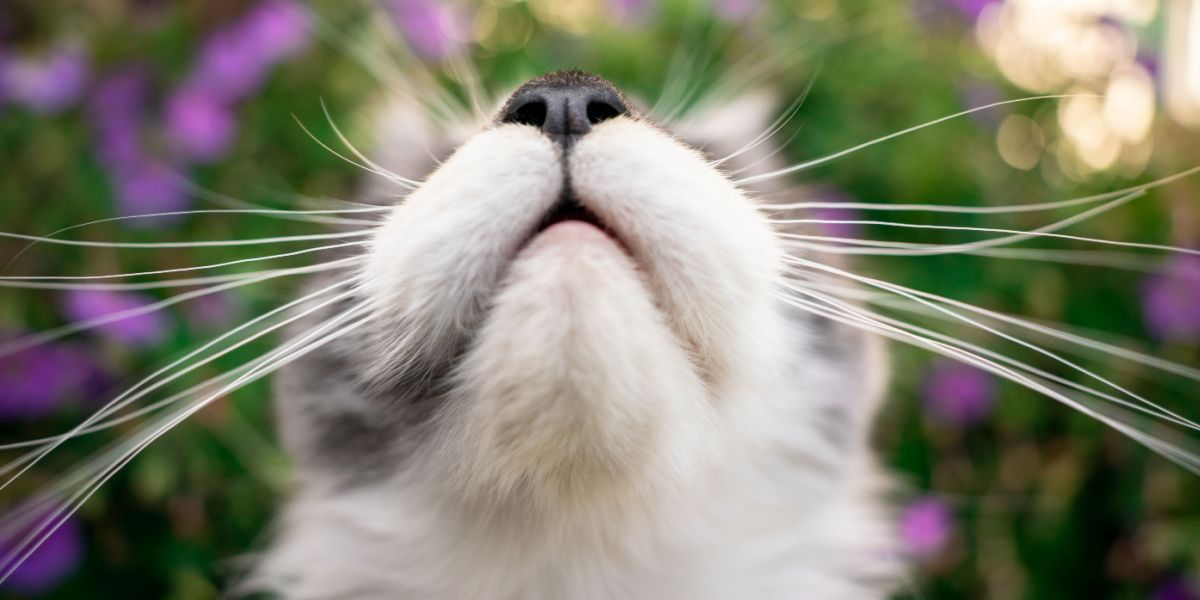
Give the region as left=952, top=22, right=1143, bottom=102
left=499, top=70, right=629, bottom=145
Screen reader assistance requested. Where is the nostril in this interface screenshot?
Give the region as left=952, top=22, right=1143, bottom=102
left=507, top=100, right=548, bottom=128
left=497, top=71, right=631, bottom=142
left=586, top=100, right=622, bottom=125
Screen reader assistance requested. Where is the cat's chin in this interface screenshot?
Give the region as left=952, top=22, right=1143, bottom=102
left=523, top=219, right=627, bottom=259
left=435, top=216, right=713, bottom=516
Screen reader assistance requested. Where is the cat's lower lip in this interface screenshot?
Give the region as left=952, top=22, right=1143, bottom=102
left=536, top=219, right=610, bottom=240
left=527, top=194, right=630, bottom=254
left=520, top=216, right=639, bottom=272
left=529, top=219, right=623, bottom=252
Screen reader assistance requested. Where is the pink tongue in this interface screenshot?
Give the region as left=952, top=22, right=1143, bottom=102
left=534, top=219, right=609, bottom=243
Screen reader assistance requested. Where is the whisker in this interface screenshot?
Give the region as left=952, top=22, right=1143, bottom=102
left=0, top=284, right=361, bottom=537
left=778, top=189, right=1146, bottom=256
left=0, top=278, right=357, bottom=456
left=173, top=175, right=386, bottom=222
left=677, top=2, right=911, bottom=125
left=445, top=52, right=490, bottom=124
left=774, top=287, right=1200, bottom=474
left=309, top=7, right=465, bottom=126
left=319, top=98, right=423, bottom=188
left=0, top=302, right=374, bottom=586
left=947, top=247, right=1199, bottom=278
left=0, top=340, right=308, bottom=539
left=737, top=94, right=1097, bottom=185
left=777, top=217, right=1200, bottom=257
left=0, top=229, right=373, bottom=249
left=291, top=114, right=417, bottom=188
left=276, top=190, right=390, bottom=212
left=648, top=0, right=709, bottom=120
left=709, top=65, right=819, bottom=167
left=785, top=280, right=1200, bottom=431
left=0, top=240, right=366, bottom=285
left=725, top=123, right=806, bottom=178
left=784, top=255, right=1200, bottom=432
left=0, top=256, right=361, bottom=358
left=795, top=274, right=1200, bottom=385
left=1, top=204, right=382, bottom=274
left=760, top=164, right=1200, bottom=213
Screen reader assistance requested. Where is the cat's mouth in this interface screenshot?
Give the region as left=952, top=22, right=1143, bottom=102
left=528, top=189, right=629, bottom=254
left=535, top=191, right=608, bottom=235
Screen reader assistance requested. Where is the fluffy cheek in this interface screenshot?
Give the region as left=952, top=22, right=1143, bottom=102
left=435, top=223, right=713, bottom=515
left=360, top=127, right=561, bottom=385
left=570, top=119, right=785, bottom=393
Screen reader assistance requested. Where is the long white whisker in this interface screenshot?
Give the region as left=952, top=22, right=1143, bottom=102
left=760, top=165, right=1200, bottom=213
left=649, top=0, right=709, bottom=120
left=0, top=302, right=374, bottom=585
left=795, top=273, right=1200, bottom=385
left=319, top=98, right=423, bottom=187
left=0, top=278, right=357, bottom=457
left=682, top=2, right=910, bottom=124
left=779, top=189, right=1145, bottom=257
left=785, top=255, right=1200, bottom=433
left=774, top=288, right=1200, bottom=474
left=291, top=114, right=416, bottom=188
left=0, top=338, right=310, bottom=537
left=0, top=257, right=360, bottom=358
left=305, top=5, right=456, bottom=122
left=710, top=65, right=819, bottom=167
left=172, top=175, right=385, bottom=224
left=445, top=53, right=490, bottom=124
left=738, top=95, right=1095, bottom=185
left=953, top=247, right=1200, bottom=278
left=785, top=280, right=1200, bottom=431
left=0, top=229, right=372, bottom=249
left=0, top=241, right=366, bottom=284
left=778, top=216, right=1200, bottom=257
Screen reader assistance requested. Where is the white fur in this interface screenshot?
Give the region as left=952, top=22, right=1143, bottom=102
left=252, top=112, right=901, bottom=598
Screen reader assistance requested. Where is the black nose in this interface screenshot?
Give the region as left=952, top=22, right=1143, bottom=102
left=499, top=70, right=629, bottom=145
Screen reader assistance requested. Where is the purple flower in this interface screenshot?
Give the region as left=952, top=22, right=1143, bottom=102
left=1154, top=576, right=1200, bottom=600
left=899, top=497, right=954, bottom=559
left=944, top=0, right=998, bottom=22
left=164, top=86, right=237, bottom=162
left=808, top=187, right=862, bottom=240
left=88, top=69, right=194, bottom=223
left=0, top=340, right=107, bottom=421
left=188, top=0, right=311, bottom=101
left=110, top=160, right=191, bottom=222
left=1142, top=255, right=1200, bottom=342
left=60, top=290, right=169, bottom=347
left=0, top=43, right=90, bottom=114
left=712, top=0, right=758, bottom=21
left=190, top=28, right=272, bottom=101
left=0, top=512, right=83, bottom=595
left=0, top=52, right=9, bottom=107
left=922, top=360, right=996, bottom=426
left=385, top=0, right=466, bottom=60
left=89, top=69, right=150, bottom=122
left=94, top=119, right=146, bottom=170
left=89, top=69, right=152, bottom=169
left=240, top=0, right=312, bottom=64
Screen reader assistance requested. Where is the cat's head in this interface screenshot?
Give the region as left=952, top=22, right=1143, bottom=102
left=274, top=70, right=882, bottom=520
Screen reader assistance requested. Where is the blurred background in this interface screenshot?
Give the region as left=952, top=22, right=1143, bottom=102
left=1, top=0, right=1198, bottom=597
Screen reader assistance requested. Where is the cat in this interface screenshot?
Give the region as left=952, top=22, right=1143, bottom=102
left=247, top=69, right=901, bottom=599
